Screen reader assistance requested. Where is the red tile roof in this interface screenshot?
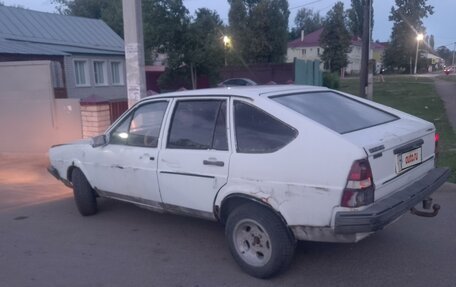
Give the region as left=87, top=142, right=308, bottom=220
left=287, top=28, right=324, bottom=48
left=288, top=28, right=389, bottom=50
left=371, top=42, right=387, bottom=49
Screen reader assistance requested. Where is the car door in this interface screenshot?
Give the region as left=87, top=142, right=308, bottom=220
left=85, top=100, right=170, bottom=204
left=157, top=98, right=231, bottom=213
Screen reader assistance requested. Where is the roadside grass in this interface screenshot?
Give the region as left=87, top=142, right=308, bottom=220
left=338, top=76, right=456, bottom=182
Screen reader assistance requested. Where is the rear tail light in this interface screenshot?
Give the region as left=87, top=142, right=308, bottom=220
left=341, top=159, right=375, bottom=208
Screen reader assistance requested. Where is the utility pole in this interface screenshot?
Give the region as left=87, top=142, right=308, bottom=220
left=359, top=0, right=371, bottom=99
left=122, top=0, right=147, bottom=108
left=453, top=42, right=455, bottom=67
left=414, top=34, right=424, bottom=75
left=366, top=2, right=373, bottom=100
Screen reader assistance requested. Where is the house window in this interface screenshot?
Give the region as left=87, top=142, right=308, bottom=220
left=74, top=60, right=89, bottom=87
left=93, top=61, right=107, bottom=85
left=302, top=49, right=306, bottom=56
left=111, top=61, right=124, bottom=85
left=317, top=48, right=321, bottom=55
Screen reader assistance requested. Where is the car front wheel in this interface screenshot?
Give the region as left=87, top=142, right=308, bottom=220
left=72, top=168, right=98, bottom=216
left=225, top=203, right=295, bottom=278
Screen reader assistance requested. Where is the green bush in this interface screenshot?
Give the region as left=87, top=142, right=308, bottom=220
left=322, top=72, right=340, bottom=89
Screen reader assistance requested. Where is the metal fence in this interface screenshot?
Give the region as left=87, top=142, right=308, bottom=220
left=109, top=99, right=128, bottom=124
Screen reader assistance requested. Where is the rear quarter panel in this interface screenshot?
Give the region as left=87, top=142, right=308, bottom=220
left=216, top=97, right=366, bottom=227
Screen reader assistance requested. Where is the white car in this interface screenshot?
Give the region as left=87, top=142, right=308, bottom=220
left=48, top=85, right=450, bottom=278
left=218, top=78, right=257, bottom=87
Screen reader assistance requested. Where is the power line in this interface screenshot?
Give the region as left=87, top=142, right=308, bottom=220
left=316, top=4, right=333, bottom=13
left=290, top=0, right=324, bottom=10
left=440, top=41, right=456, bottom=48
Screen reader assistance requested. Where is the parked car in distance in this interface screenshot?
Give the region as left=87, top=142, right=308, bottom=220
left=443, top=66, right=454, bottom=74
left=218, top=78, right=257, bottom=87
left=48, top=85, right=450, bottom=278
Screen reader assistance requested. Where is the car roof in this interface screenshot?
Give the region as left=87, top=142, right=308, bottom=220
left=223, top=78, right=253, bottom=81
left=141, top=85, right=329, bottom=102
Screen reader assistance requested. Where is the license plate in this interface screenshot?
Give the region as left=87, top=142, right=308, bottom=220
left=397, top=147, right=422, bottom=172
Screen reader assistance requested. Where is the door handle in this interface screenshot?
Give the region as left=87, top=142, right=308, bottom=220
left=141, top=153, right=155, bottom=161
left=203, top=160, right=224, bottom=167
left=111, top=164, right=124, bottom=169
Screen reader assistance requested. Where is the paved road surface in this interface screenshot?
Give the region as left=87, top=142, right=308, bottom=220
left=1, top=155, right=455, bottom=287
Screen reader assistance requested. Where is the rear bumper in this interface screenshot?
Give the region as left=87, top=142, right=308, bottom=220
left=334, top=167, right=451, bottom=234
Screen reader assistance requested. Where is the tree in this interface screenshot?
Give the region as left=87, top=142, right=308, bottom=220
left=52, top=0, right=190, bottom=65
left=228, top=0, right=248, bottom=63
left=189, top=9, right=224, bottom=82
left=289, top=8, right=324, bottom=39
left=141, top=0, right=189, bottom=63
left=346, top=0, right=374, bottom=39
left=320, top=2, right=352, bottom=72
left=436, top=46, right=452, bottom=65
left=228, top=0, right=290, bottom=64
left=429, top=34, right=434, bottom=49
left=383, top=0, right=433, bottom=72
left=168, top=8, right=225, bottom=89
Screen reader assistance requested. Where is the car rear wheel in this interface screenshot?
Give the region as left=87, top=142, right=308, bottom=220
left=72, top=168, right=98, bottom=216
left=225, top=203, right=295, bottom=278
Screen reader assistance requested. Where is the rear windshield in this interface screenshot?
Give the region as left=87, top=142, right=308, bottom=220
left=272, top=91, right=398, bottom=134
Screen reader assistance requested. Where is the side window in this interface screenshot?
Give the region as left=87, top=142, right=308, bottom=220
left=213, top=101, right=228, bottom=151
left=167, top=100, right=228, bottom=150
left=234, top=101, right=297, bottom=153
left=110, top=114, right=132, bottom=145
left=109, top=101, right=168, bottom=147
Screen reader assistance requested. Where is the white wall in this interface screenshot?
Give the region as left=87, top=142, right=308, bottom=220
left=287, top=46, right=322, bottom=63
left=287, top=44, right=373, bottom=74
left=0, top=61, right=82, bottom=153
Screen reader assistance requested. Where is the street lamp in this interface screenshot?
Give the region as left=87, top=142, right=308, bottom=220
left=222, top=35, right=231, bottom=66
left=414, top=33, right=424, bottom=74
left=223, top=35, right=231, bottom=47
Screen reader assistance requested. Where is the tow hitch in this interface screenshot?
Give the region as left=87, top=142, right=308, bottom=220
left=410, top=197, right=440, bottom=217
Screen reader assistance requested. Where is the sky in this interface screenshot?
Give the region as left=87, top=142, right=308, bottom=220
left=2, top=0, right=455, bottom=49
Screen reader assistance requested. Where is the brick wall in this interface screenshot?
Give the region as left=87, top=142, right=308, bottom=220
left=80, top=96, right=111, bottom=139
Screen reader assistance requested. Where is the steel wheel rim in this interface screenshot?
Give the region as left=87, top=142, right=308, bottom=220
left=233, top=219, right=272, bottom=267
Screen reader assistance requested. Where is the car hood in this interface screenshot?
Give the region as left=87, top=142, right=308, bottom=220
left=51, top=138, right=92, bottom=148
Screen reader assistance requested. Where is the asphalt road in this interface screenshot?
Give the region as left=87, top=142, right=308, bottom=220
left=434, top=77, right=456, bottom=131
left=1, top=154, right=455, bottom=287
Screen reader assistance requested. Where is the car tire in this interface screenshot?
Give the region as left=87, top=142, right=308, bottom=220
left=72, top=168, right=98, bottom=216
left=225, top=203, right=295, bottom=278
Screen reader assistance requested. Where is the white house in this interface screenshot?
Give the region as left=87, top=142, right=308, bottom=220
left=287, top=28, right=379, bottom=75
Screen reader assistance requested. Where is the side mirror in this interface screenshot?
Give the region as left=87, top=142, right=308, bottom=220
left=91, top=134, right=107, bottom=148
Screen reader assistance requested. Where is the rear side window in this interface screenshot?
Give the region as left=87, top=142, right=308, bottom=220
left=167, top=100, right=228, bottom=150
left=272, top=91, right=398, bottom=134
left=234, top=101, right=297, bottom=153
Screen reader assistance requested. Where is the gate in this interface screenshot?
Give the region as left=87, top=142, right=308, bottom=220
left=294, top=59, right=323, bottom=86
left=109, top=99, right=128, bottom=124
